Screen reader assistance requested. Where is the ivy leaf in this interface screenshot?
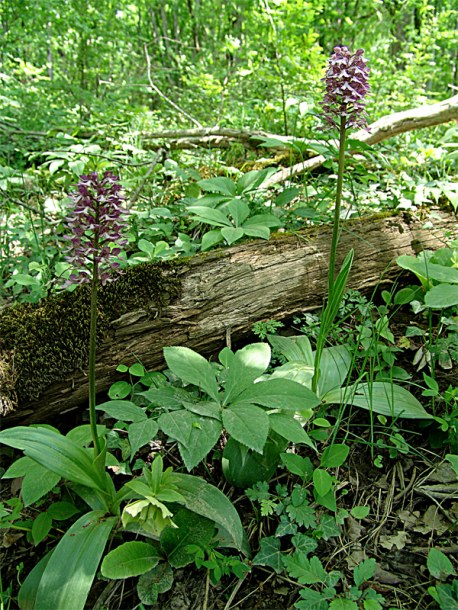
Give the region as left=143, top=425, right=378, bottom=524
left=252, top=536, right=283, bottom=573
left=291, top=533, right=318, bottom=556
left=315, top=514, right=341, bottom=541
left=222, top=403, right=269, bottom=454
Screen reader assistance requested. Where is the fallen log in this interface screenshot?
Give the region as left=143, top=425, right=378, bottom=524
left=1, top=208, right=456, bottom=425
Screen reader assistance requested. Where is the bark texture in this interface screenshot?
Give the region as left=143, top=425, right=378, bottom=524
left=1, top=208, right=456, bottom=425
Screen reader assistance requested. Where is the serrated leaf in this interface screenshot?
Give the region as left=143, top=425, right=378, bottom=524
left=164, top=346, right=219, bottom=401
left=354, top=558, right=377, bottom=587
left=101, top=541, right=160, bottom=579
left=283, top=553, right=327, bottom=584
left=329, top=600, right=358, bottom=610
left=160, top=509, right=215, bottom=568
left=96, top=400, right=146, bottom=422
left=286, top=490, right=316, bottom=528
left=158, top=410, right=193, bottom=447
left=296, top=587, right=330, bottom=610
left=269, top=413, right=315, bottom=448
left=223, top=343, right=271, bottom=404
left=321, top=444, right=350, bottom=468
left=252, top=536, right=283, bottom=573
left=222, top=403, right=269, bottom=453
left=177, top=416, right=222, bottom=470
left=128, top=418, right=159, bottom=460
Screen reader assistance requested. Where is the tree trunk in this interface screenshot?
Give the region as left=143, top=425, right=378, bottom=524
left=1, top=208, right=456, bottom=425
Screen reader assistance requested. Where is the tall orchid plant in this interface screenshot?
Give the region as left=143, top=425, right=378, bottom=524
left=64, top=171, right=128, bottom=456
left=312, top=46, right=370, bottom=393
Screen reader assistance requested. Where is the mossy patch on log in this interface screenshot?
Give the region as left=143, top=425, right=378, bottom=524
left=0, top=263, right=180, bottom=413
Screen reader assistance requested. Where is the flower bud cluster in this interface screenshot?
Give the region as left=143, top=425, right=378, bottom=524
left=321, top=46, right=370, bottom=129
left=64, top=171, right=128, bottom=285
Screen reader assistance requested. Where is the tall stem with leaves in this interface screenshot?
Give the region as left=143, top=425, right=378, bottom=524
left=312, top=46, right=370, bottom=393
left=64, top=172, right=128, bottom=458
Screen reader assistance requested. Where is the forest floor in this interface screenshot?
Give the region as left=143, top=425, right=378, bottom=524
left=1, top=311, right=456, bottom=610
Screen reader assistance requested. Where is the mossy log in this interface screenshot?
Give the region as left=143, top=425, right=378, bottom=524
left=1, top=208, right=457, bottom=425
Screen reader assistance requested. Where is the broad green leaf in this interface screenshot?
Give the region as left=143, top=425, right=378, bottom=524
left=31, top=512, right=52, bottom=545
left=425, top=284, right=458, bottom=308
left=243, top=213, right=282, bottom=228
left=172, top=473, right=245, bottom=552
left=158, top=410, right=194, bottom=447
left=141, top=386, right=196, bottom=409
left=354, top=558, right=377, bottom=587
left=163, top=346, right=219, bottom=401
left=280, top=453, right=313, bottom=479
left=269, top=413, right=316, bottom=449
left=227, top=198, right=250, bottom=226
left=236, top=378, right=320, bottom=411
left=222, top=403, right=269, bottom=453
left=316, top=345, right=351, bottom=397
left=3, top=457, right=61, bottom=507
left=108, top=381, right=132, bottom=399
left=242, top=224, right=270, bottom=239
left=47, top=501, right=80, bottom=521
left=427, top=547, right=455, bottom=580
left=188, top=205, right=232, bottom=227
left=101, top=541, right=160, bottom=579
left=66, top=425, right=107, bottom=446
left=160, top=509, right=215, bottom=568
left=350, top=506, right=370, bottom=519
left=0, top=427, right=109, bottom=493
left=268, top=334, right=314, bottom=365
left=18, top=551, right=53, bottom=610
left=321, top=444, right=350, bottom=468
left=252, top=536, right=283, bottom=573
left=137, top=562, right=174, bottom=605
left=221, top=226, right=244, bottom=244
left=201, top=229, right=224, bottom=251
left=34, top=511, right=116, bottom=610
left=182, top=400, right=221, bottom=419
left=313, top=468, right=333, bottom=497
left=397, top=254, right=458, bottom=285
left=283, top=553, right=327, bottom=584
left=96, top=400, right=146, bottom=422
left=344, top=382, right=433, bottom=419
left=138, top=238, right=155, bottom=255
left=177, top=416, right=222, bottom=470
left=237, top=169, right=273, bottom=193
left=223, top=343, right=271, bottom=404
left=198, top=177, right=236, bottom=196
left=128, top=419, right=159, bottom=461
left=223, top=436, right=286, bottom=488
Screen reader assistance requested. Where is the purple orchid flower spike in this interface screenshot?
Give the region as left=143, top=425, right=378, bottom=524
left=321, top=46, right=370, bottom=130
left=64, top=171, right=129, bottom=285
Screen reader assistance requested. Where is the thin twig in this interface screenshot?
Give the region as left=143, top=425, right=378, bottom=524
left=129, top=148, right=166, bottom=208
left=144, top=44, right=203, bottom=128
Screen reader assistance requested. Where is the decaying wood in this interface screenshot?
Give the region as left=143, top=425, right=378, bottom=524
left=1, top=208, right=456, bottom=425
left=135, top=94, right=458, bottom=185
left=265, top=94, right=458, bottom=186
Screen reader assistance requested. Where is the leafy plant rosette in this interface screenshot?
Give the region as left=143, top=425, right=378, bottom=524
left=396, top=242, right=458, bottom=310
left=0, top=426, right=247, bottom=610
left=184, top=169, right=283, bottom=250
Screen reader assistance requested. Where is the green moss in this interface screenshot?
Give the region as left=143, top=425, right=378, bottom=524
left=0, top=263, right=181, bottom=406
